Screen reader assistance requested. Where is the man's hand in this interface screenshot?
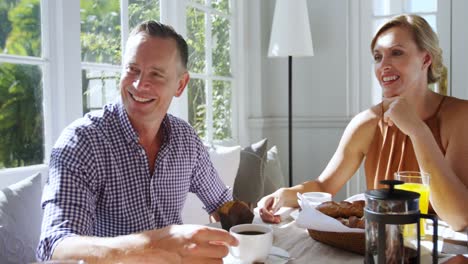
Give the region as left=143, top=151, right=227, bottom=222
left=143, top=224, right=238, bottom=264
left=53, top=225, right=238, bottom=264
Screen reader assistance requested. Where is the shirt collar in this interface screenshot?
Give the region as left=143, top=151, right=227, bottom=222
left=117, top=102, right=172, bottom=146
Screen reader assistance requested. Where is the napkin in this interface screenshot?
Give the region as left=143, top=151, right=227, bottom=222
left=295, top=193, right=365, bottom=233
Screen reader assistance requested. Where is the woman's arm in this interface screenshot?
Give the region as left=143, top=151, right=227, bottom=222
left=259, top=107, right=380, bottom=222
left=413, top=107, right=468, bottom=231
left=384, top=97, right=468, bottom=231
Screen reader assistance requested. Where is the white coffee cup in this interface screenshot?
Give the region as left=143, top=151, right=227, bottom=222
left=301, top=192, right=332, bottom=207
left=229, top=224, right=273, bottom=263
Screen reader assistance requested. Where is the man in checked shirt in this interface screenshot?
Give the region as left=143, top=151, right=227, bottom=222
left=37, top=20, right=237, bottom=263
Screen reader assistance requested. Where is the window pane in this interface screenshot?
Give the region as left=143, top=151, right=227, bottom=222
left=373, top=0, right=403, bottom=16
left=188, top=78, right=206, bottom=139
left=0, top=63, right=44, bottom=169
left=212, top=0, right=230, bottom=14
left=373, top=18, right=389, bottom=36
left=82, top=69, right=120, bottom=113
left=186, top=7, right=206, bottom=74
left=190, top=0, right=206, bottom=5
left=405, top=0, right=437, bottom=13
left=212, top=80, right=231, bottom=140
left=80, top=0, right=121, bottom=64
left=421, top=14, right=437, bottom=32
left=128, top=0, right=160, bottom=29
left=0, top=0, right=41, bottom=57
left=212, top=14, right=231, bottom=76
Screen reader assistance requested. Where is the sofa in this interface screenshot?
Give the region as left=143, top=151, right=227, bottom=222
left=0, top=139, right=285, bottom=262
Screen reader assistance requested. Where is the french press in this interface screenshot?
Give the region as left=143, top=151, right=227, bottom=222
left=364, top=180, right=438, bottom=264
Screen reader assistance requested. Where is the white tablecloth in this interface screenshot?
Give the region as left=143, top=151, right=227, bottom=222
left=266, top=220, right=363, bottom=263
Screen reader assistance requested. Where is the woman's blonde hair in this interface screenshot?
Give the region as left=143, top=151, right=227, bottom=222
left=370, top=14, right=444, bottom=84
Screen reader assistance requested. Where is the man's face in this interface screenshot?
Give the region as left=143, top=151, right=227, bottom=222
left=120, top=33, right=188, bottom=124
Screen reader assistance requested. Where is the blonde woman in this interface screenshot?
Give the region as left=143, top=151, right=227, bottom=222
left=259, top=14, right=468, bottom=232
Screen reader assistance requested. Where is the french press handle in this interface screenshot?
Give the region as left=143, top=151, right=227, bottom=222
left=420, top=213, right=438, bottom=264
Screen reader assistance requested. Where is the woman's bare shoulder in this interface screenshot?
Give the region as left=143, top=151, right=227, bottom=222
left=346, top=103, right=382, bottom=136
left=351, top=103, right=382, bottom=127
left=439, top=96, right=468, bottom=144
left=440, top=96, right=468, bottom=123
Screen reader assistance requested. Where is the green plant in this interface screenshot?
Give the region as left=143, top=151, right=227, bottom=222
left=0, top=0, right=43, bottom=168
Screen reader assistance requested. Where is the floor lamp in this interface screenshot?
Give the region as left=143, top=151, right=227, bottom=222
left=268, top=0, right=314, bottom=187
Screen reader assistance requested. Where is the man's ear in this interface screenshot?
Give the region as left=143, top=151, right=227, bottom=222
left=175, top=71, right=190, bottom=97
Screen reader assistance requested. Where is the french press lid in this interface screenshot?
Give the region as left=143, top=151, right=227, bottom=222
left=365, top=180, right=420, bottom=201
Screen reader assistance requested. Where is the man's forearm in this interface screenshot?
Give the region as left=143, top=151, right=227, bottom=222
left=52, top=233, right=150, bottom=263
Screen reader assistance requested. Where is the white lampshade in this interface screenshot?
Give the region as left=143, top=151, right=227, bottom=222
left=268, top=0, right=314, bottom=57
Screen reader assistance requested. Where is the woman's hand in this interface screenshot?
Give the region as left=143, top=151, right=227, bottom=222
left=442, top=255, right=468, bottom=264
left=383, top=97, right=425, bottom=137
left=258, top=188, right=298, bottom=224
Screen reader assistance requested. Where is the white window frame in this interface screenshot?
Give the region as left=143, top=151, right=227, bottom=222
left=0, top=0, right=243, bottom=184
left=179, top=0, right=240, bottom=146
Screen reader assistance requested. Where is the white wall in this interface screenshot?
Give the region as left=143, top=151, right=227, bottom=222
left=451, top=0, right=468, bottom=99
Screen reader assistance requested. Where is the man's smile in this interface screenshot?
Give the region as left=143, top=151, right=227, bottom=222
left=128, top=90, right=155, bottom=103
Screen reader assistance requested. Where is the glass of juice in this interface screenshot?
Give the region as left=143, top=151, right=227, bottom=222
left=395, top=171, right=430, bottom=237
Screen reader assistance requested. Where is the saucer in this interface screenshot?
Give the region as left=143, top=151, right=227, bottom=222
left=224, top=246, right=290, bottom=264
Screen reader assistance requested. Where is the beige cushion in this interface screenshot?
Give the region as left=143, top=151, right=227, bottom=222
left=208, top=145, right=241, bottom=188
left=263, top=145, right=286, bottom=196
left=182, top=145, right=241, bottom=225
left=0, top=173, right=42, bottom=264
left=233, top=138, right=268, bottom=204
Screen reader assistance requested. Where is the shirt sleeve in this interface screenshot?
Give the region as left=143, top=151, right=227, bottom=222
left=36, top=128, right=97, bottom=261
left=190, top=138, right=233, bottom=214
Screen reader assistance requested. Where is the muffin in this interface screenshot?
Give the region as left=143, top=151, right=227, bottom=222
left=217, top=200, right=254, bottom=231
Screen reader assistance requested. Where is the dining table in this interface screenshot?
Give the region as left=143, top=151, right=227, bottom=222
left=220, top=207, right=468, bottom=264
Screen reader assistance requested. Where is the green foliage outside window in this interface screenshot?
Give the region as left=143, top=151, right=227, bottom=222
left=0, top=0, right=43, bottom=168
left=80, top=0, right=121, bottom=64
left=186, top=1, right=233, bottom=141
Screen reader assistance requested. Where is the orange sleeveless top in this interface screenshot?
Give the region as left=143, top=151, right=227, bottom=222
left=364, top=97, right=446, bottom=190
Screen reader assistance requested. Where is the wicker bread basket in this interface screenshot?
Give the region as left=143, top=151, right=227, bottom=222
left=307, top=229, right=365, bottom=255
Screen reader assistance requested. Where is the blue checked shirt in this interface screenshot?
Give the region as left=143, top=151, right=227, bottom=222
left=37, top=102, right=232, bottom=261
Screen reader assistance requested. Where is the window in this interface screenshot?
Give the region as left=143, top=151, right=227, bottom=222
left=80, top=0, right=236, bottom=143
left=186, top=0, right=235, bottom=143
left=0, top=0, right=239, bottom=176
left=80, top=0, right=161, bottom=114
left=0, top=0, right=44, bottom=169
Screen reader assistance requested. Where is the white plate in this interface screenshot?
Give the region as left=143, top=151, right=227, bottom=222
left=224, top=246, right=290, bottom=264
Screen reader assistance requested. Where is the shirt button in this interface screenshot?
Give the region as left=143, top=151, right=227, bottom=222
left=141, top=149, right=146, bottom=155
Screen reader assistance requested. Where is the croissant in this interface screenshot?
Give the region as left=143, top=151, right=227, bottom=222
left=316, top=200, right=365, bottom=229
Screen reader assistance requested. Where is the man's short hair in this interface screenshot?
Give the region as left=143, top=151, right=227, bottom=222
left=129, top=20, right=188, bottom=70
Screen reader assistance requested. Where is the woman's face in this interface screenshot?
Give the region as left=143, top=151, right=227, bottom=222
left=373, top=26, right=430, bottom=98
